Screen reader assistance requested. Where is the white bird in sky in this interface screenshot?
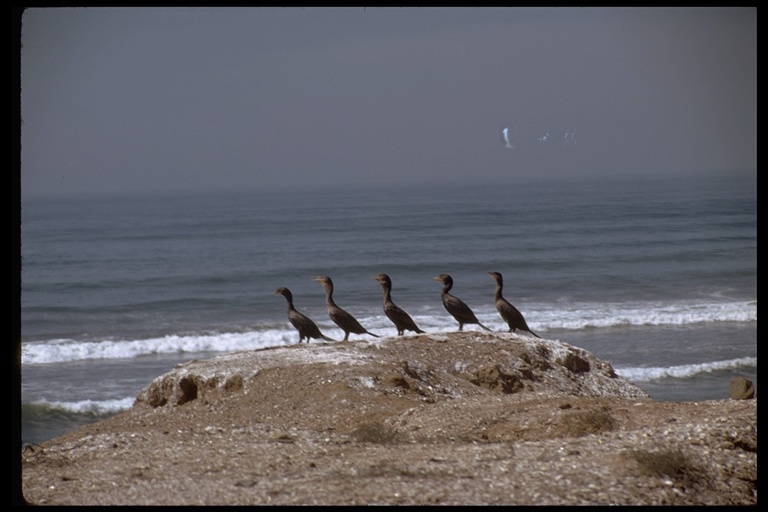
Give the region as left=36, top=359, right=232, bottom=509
left=502, top=127, right=513, bottom=149
left=563, top=129, right=577, bottom=146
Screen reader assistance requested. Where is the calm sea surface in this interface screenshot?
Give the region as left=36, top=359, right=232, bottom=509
left=19, top=171, right=757, bottom=445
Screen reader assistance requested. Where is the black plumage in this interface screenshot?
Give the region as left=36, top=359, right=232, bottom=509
left=373, top=274, right=425, bottom=336
left=273, top=287, right=335, bottom=343
left=487, top=271, right=540, bottom=338
left=434, top=274, right=491, bottom=332
left=313, top=276, right=378, bottom=341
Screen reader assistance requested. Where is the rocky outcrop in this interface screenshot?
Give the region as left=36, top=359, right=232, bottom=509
left=22, top=332, right=757, bottom=506
left=135, top=332, right=648, bottom=411
left=730, top=376, right=756, bottom=400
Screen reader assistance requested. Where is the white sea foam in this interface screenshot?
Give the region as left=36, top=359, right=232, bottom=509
left=21, top=330, right=293, bottom=365
left=29, top=397, right=136, bottom=415
left=527, top=299, right=756, bottom=331
left=394, top=299, right=755, bottom=333
left=615, top=356, right=757, bottom=383
left=21, top=299, right=755, bottom=366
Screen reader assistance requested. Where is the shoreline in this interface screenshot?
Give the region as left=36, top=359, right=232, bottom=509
left=20, top=332, right=757, bottom=505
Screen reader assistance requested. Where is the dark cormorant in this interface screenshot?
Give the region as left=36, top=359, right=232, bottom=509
left=312, top=276, right=379, bottom=341
left=433, top=274, right=491, bottom=332
left=487, top=271, right=540, bottom=338
left=273, top=287, right=335, bottom=343
left=373, top=274, right=425, bottom=336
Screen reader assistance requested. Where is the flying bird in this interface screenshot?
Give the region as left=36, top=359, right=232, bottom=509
left=563, top=128, right=577, bottom=146
left=502, top=127, right=513, bottom=148
left=434, top=274, right=491, bottom=332
left=313, top=276, right=379, bottom=341
left=273, top=287, right=335, bottom=343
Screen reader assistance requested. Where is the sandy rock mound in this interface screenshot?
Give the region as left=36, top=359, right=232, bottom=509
left=21, top=333, right=756, bottom=506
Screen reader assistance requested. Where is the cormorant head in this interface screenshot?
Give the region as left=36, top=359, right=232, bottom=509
left=273, top=287, right=292, bottom=301
left=374, top=274, right=391, bottom=287
left=433, top=274, right=453, bottom=286
left=487, top=271, right=503, bottom=284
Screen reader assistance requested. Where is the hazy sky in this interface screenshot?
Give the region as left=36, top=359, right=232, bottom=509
left=19, top=7, right=756, bottom=197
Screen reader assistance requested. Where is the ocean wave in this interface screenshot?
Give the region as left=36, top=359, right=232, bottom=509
left=526, top=299, right=756, bottom=330
left=615, top=356, right=757, bottom=383
left=24, top=397, right=136, bottom=415
left=21, top=331, right=293, bottom=365
left=21, top=299, right=756, bottom=365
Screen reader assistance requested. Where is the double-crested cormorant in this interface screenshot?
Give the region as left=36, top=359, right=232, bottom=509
left=273, top=287, right=335, bottom=343
left=312, top=276, right=379, bottom=341
left=434, top=274, right=491, bottom=332
left=487, top=271, right=540, bottom=338
left=373, top=274, right=425, bottom=336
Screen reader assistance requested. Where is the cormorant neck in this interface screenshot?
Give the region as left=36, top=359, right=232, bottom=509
left=323, top=284, right=336, bottom=304
left=494, top=283, right=504, bottom=301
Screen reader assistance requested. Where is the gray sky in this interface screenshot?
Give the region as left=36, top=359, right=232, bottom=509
left=20, top=7, right=756, bottom=197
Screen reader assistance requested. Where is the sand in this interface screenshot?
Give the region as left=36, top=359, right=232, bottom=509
left=19, top=332, right=757, bottom=505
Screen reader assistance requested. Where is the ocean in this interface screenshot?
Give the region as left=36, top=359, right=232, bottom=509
left=19, top=171, right=757, bottom=445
